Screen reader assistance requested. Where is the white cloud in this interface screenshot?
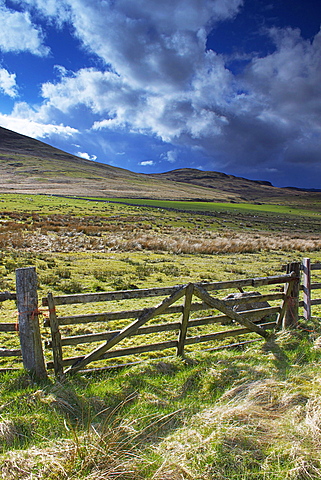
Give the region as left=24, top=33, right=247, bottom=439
left=162, top=150, right=178, bottom=163
left=139, top=160, right=155, bottom=166
left=0, top=110, right=78, bottom=140
left=67, top=0, right=242, bottom=91
left=14, top=0, right=71, bottom=23
left=6, top=0, right=242, bottom=146
left=41, top=68, right=139, bottom=115
left=15, top=0, right=242, bottom=91
left=76, top=151, right=97, bottom=161
left=0, top=2, right=49, bottom=55
left=0, top=68, right=18, bottom=97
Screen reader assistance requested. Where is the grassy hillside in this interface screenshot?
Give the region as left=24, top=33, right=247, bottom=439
left=1, top=126, right=321, bottom=207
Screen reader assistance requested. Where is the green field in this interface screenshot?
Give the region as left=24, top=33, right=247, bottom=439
left=103, top=197, right=321, bottom=217
left=1, top=193, right=320, bottom=217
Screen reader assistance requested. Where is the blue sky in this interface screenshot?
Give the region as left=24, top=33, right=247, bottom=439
left=0, top=0, right=321, bottom=189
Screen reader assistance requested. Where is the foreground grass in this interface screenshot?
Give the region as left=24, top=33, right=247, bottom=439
left=1, top=328, right=321, bottom=479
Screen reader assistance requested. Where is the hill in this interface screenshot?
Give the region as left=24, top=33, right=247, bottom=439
left=0, top=126, right=320, bottom=206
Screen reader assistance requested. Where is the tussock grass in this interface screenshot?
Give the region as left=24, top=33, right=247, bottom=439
left=1, top=226, right=320, bottom=255
left=149, top=376, right=321, bottom=479
left=1, top=424, right=142, bottom=480
left=0, top=420, right=17, bottom=447
left=103, top=231, right=321, bottom=254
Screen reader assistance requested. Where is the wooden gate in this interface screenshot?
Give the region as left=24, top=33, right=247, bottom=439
left=42, top=271, right=297, bottom=376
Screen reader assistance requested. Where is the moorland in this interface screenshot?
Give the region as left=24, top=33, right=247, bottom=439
left=0, top=127, right=321, bottom=479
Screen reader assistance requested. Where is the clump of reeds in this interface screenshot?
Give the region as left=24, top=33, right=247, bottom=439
left=103, top=230, right=321, bottom=254
left=0, top=390, right=182, bottom=480
left=0, top=419, right=17, bottom=447
left=0, top=401, right=143, bottom=480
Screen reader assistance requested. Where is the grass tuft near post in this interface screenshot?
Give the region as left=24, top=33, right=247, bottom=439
left=15, top=267, right=47, bottom=379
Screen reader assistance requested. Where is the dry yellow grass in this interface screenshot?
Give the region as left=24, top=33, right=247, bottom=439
left=1, top=228, right=320, bottom=254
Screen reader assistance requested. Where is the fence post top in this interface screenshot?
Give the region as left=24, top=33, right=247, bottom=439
left=16, top=266, right=36, bottom=272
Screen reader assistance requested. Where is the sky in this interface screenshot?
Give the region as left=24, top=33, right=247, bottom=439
left=0, top=0, right=321, bottom=189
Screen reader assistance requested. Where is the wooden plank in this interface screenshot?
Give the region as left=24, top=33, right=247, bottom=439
left=15, top=267, right=47, bottom=379
left=0, top=348, right=22, bottom=357
left=0, top=292, right=16, bottom=302
left=311, top=299, right=321, bottom=306
left=47, top=292, right=64, bottom=378
left=177, top=283, right=193, bottom=356
left=43, top=302, right=216, bottom=327
left=47, top=340, right=178, bottom=369
left=44, top=304, right=185, bottom=327
left=311, top=283, right=321, bottom=290
left=64, top=285, right=187, bottom=374
left=0, top=323, right=17, bottom=332
left=46, top=321, right=182, bottom=347
left=42, top=285, right=182, bottom=306
left=198, top=274, right=294, bottom=291
left=188, top=307, right=280, bottom=328
left=193, top=285, right=270, bottom=338
left=311, top=263, right=321, bottom=270
left=223, top=293, right=284, bottom=306
left=101, top=341, right=178, bottom=359
left=185, top=322, right=276, bottom=346
left=42, top=273, right=295, bottom=306
left=302, top=258, right=311, bottom=321
left=299, top=299, right=321, bottom=307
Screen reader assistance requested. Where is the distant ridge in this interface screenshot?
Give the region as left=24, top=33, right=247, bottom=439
left=0, top=126, right=320, bottom=204
left=285, top=186, right=321, bottom=193
left=150, top=168, right=274, bottom=188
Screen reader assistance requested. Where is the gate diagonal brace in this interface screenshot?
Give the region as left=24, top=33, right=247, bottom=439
left=193, top=285, right=270, bottom=339
left=64, top=284, right=187, bottom=375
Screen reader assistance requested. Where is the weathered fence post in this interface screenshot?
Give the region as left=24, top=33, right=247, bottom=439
left=283, top=262, right=301, bottom=329
left=15, top=267, right=47, bottom=379
left=177, top=283, right=194, bottom=356
left=302, top=258, right=311, bottom=322
left=47, top=292, right=64, bottom=378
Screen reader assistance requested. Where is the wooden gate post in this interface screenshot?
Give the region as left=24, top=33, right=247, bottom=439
left=283, top=262, right=301, bottom=329
left=16, top=267, right=47, bottom=379
left=302, top=258, right=311, bottom=322
left=177, top=283, right=193, bottom=356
